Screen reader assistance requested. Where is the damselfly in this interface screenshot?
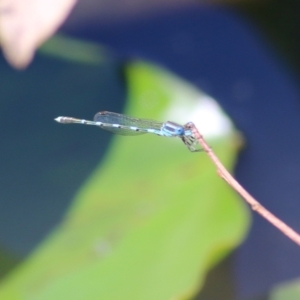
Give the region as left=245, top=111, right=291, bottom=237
left=55, top=111, right=200, bottom=152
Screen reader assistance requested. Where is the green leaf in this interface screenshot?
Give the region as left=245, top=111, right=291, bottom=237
left=0, top=60, right=250, bottom=300
left=270, top=279, right=300, bottom=300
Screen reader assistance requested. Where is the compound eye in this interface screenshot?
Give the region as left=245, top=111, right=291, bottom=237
left=176, top=127, right=184, bottom=135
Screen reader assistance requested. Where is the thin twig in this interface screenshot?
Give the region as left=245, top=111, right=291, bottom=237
left=186, top=122, right=300, bottom=247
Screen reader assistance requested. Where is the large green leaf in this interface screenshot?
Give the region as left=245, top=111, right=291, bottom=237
left=0, top=58, right=250, bottom=299
left=270, top=278, right=300, bottom=300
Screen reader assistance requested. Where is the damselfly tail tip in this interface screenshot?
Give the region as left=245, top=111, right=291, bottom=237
left=55, top=116, right=66, bottom=123
left=55, top=117, right=61, bottom=122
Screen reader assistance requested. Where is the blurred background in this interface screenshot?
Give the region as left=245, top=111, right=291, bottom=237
left=1, top=0, right=300, bottom=299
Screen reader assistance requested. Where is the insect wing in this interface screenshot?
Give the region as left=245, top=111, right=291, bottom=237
left=94, top=111, right=162, bottom=136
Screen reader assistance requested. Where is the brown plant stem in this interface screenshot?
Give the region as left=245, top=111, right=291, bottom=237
left=186, top=122, right=300, bottom=247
